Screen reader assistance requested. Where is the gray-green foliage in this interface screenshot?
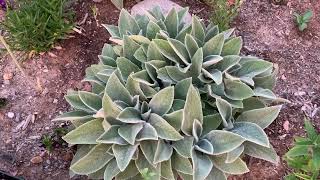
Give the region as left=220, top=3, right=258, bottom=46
left=54, top=7, right=283, bottom=180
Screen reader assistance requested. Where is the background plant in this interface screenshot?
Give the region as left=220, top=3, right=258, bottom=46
left=205, top=0, right=242, bottom=31
left=54, top=7, right=283, bottom=180
left=293, top=10, right=313, bottom=32
left=284, top=119, right=320, bottom=180
left=0, top=0, right=74, bottom=53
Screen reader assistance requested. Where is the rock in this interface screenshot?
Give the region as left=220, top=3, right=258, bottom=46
left=131, top=0, right=192, bottom=23
left=7, top=112, right=14, bottom=119
left=3, top=73, right=13, bottom=80
left=31, top=156, right=43, bottom=164
left=52, top=99, right=58, bottom=104
left=3, top=80, right=10, bottom=85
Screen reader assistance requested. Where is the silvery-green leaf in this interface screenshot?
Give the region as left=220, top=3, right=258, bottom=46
left=221, top=37, right=242, bottom=56
left=195, top=139, right=214, bottom=155
left=63, top=119, right=104, bottom=144
left=101, top=43, right=117, bottom=58
left=129, top=35, right=151, bottom=44
left=145, top=60, right=167, bottom=82
left=117, top=107, right=144, bottom=123
left=189, top=48, right=203, bottom=77
left=185, top=34, right=199, bottom=58
left=149, top=86, right=174, bottom=116
left=113, top=144, right=138, bottom=171
left=243, top=142, right=279, bottom=164
left=177, top=7, right=189, bottom=23
left=88, top=165, right=106, bottom=179
left=153, top=39, right=181, bottom=64
left=224, top=79, right=254, bottom=100
left=211, top=154, right=249, bottom=175
left=78, top=91, right=102, bottom=112
left=97, top=125, right=128, bottom=145
left=164, top=109, right=183, bottom=131
left=106, top=72, right=132, bottom=105
left=168, top=38, right=190, bottom=64
left=53, top=111, right=92, bottom=121
left=203, top=55, right=223, bottom=68
left=182, top=85, right=203, bottom=135
left=65, top=94, right=95, bottom=113
left=148, top=6, right=165, bottom=20
left=172, top=99, right=185, bottom=111
left=136, top=123, right=158, bottom=141
left=204, top=25, right=219, bottom=42
left=164, top=8, right=178, bottom=37
left=253, top=66, right=277, bottom=90
left=202, top=114, right=223, bottom=134
left=205, top=130, right=245, bottom=155
left=125, top=76, right=146, bottom=100
left=102, top=93, right=121, bottom=123
left=147, top=21, right=161, bottom=39
left=236, top=105, right=281, bottom=129
left=134, top=47, right=147, bottom=63
left=70, top=145, right=95, bottom=171
left=230, top=122, right=269, bottom=147
left=118, top=9, right=140, bottom=36
left=192, top=119, right=203, bottom=142
left=222, top=28, right=235, bottom=39
left=104, top=158, right=121, bottom=180
left=225, top=145, right=244, bottom=163
left=131, top=70, right=154, bottom=86
left=206, top=165, right=227, bottom=180
left=191, top=16, right=205, bottom=43
left=176, top=25, right=192, bottom=42
left=253, top=87, right=277, bottom=99
left=201, top=68, right=223, bottom=85
left=118, top=124, right=143, bottom=145
left=147, top=42, right=165, bottom=61
left=116, top=161, right=139, bottom=179
left=165, top=66, right=189, bottom=82
left=172, top=136, right=194, bottom=158
left=140, top=140, right=158, bottom=165
left=216, top=98, right=232, bottom=128
left=215, top=55, right=240, bottom=72
left=174, top=78, right=192, bottom=100
left=171, top=152, right=192, bottom=175
left=98, top=55, right=117, bottom=67
left=178, top=172, right=193, bottom=180
left=235, top=59, right=273, bottom=78
left=149, top=113, right=183, bottom=141
left=123, top=36, right=141, bottom=65
left=136, top=150, right=161, bottom=179
left=161, top=160, right=175, bottom=180
left=103, top=24, right=120, bottom=38
left=71, top=144, right=112, bottom=174
left=111, top=0, right=123, bottom=9
left=242, top=97, right=266, bottom=112
left=191, top=149, right=213, bottom=180
left=154, top=140, right=173, bottom=164
left=203, top=33, right=224, bottom=57
left=140, top=83, right=158, bottom=98
left=117, top=57, right=140, bottom=80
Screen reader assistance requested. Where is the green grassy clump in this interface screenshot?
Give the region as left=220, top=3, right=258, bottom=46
left=1, top=0, right=74, bottom=53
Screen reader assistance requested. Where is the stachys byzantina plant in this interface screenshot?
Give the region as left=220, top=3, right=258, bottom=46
left=54, top=6, right=284, bottom=180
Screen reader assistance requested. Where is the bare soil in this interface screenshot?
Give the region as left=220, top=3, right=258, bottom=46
left=0, top=0, right=319, bottom=180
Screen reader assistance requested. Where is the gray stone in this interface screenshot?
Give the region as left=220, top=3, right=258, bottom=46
left=131, top=0, right=192, bottom=23
left=7, top=112, right=14, bottom=119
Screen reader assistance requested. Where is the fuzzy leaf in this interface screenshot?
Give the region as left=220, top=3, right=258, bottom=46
left=63, top=119, right=104, bottom=144
left=211, top=154, right=249, bottom=175
left=171, top=153, right=193, bottom=175
left=182, top=85, right=203, bottom=135
left=136, top=151, right=161, bottom=179
left=147, top=21, right=161, bottom=39
left=140, top=140, right=158, bottom=165
left=113, top=144, right=138, bottom=171
left=102, top=93, right=121, bottom=122
left=235, top=59, right=273, bottom=78
left=65, top=94, right=95, bottom=113
left=164, top=8, right=178, bottom=37
left=117, top=57, right=140, bottom=80
left=202, top=114, right=223, bottom=135
left=164, top=110, right=183, bottom=131
left=117, top=107, right=144, bottom=123
left=203, top=33, right=224, bottom=57
left=215, top=55, right=240, bottom=72
left=149, top=86, right=174, bottom=116
left=185, top=34, right=199, bottom=58
left=191, top=149, right=213, bottom=180
left=206, top=166, right=227, bottom=180
left=153, top=39, right=181, bottom=64
left=191, top=16, right=205, bottom=43
left=97, top=126, right=128, bottom=145
left=104, top=158, right=121, bottom=180
left=154, top=140, right=173, bottom=164
left=174, top=78, right=192, bottom=100
left=172, top=136, right=194, bottom=158
left=236, top=106, right=282, bottom=129
left=118, top=124, right=143, bottom=145
left=106, top=72, right=132, bottom=104
left=118, top=9, right=140, bottom=36
left=221, top=37, right=242, bottom=56
left=136, top=123, right=158, bottom=141
left=224, top=79, right=254, bottom=100
left=168, top=38, right=190, bottom=64
left=116, top=161, right=139, bottom=179
left=78, top=91, right=102, bottom=112
left=244, top=142, right=278, bottom=164
left=195, top=139, right=214, bottom=155
left=226, top=145, right=244, bottom=163
left=216, top=98, right=232, bottom=128
left=205, top=130, right=245, bottom=155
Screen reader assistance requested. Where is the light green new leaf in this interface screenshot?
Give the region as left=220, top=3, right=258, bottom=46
left=226, top=144, right=244, bottom=163
left=172, top=136, right=194, bottom=158
left=149, top=113, right=183, bottom=141
left=149, top=86, right=174, bottom=116
left=164, top=8, right=178, bottom=37
left=182, top=85, right=203, bottom=135
left=78, top=91, right=102, bottom=112
left=63, top=119, right=104, bottom=144
left=118, top=9, right=140, bottom=36
left=205, top=130, right=245, bottom=155
left=203, top=33, right=224, bottom=57
left=244, top=142, right=279, bottom=164
left=230, top=122, right=269, bottom=147
left=211, top=154, right=249, bottom=175
left=97, top=125, right=128, bottom=145
left=104, top=158, right=121, bottom=180
left=71, top=144, right=112, bottom=174
left=113, top=144, right=138, bottom=171
left=191, top=149, right=213, bottom=180
left=154, top=140, right=173, bottom=164
left=118, top=124, right=143, bottom=145
left=171, top=153, right=193, bottom=175
left=236, top=106, right=282, bottom=129
left=224, top=79, right=254, bottom=100
left=221, top=37, right=242, bottom=56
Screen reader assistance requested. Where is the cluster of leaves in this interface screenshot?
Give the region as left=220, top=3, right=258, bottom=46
left=284, top=119, right=320, bottom=180
left=110, top=0, right=124, bottom=10
left=0, top=0, right=74, bottom=53
left=41, top=127, right=68, bottom=152
left=293, top=10, right=313, bottom=32
left=205, top=0, right=242, bottom=31
left=0, top=98, right=7, bottom=109
left=54, top=7, right=283, bottom=180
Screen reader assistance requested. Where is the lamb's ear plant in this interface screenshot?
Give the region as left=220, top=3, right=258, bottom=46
left=284, top=118, right=320, bottom=180
left=54, top=7, right=284, bottom=180
left=293, top=10, right=313, bottom=32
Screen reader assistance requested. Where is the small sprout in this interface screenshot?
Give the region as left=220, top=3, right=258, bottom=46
left=293, top=10, right=313, bottom=32
left=0, top=98, right=7, bottom=109
left=42, top=135, right=53, bottom=152
left=141, top=168, right=156, bottom=180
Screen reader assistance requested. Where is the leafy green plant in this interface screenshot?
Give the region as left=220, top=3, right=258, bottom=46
left=42, top=135, right=54, bottom=152
left=0, top=98, right=7, bottom=109
left=205, top=0, right=242, bottom=31
left=54, top=7, right=283, bottom=180
left=1, top=0, right=74, bottom=53
left=284, top=119, right=320, bottom=180
left=293, top=10, right=313, bottom=32
left=110, top=0, right=123, bottom=9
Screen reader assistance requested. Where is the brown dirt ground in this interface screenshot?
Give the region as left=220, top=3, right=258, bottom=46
left=0, top=0, right=319, bottom=179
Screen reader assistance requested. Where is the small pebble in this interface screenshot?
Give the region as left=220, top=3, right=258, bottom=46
left=4, top=80, right=10, bottom=85
left=52, top=99, right=58, bottom=104
left=45, top=127, right=50, bottom=130
left=3, top=73, right=13, bottom=80
left=7, top=112, right=15, bottom=119
left=31, top=156, right=43, bottom=164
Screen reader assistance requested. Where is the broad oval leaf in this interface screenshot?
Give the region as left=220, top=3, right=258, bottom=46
left=149, top=86, right=174, bottom=116
left=224, top=79, right=254, bottom=100
left=211, top=154, right=249, bottom=175
left=191, top=149, right=213, bottom=180
left=113, top=144, right=138, bottom=171
left=244, top=142, right=279, bottom=164
left=118, top=124, right=143, bottom=145
left=104, top=158, right=121, bottom=180
left=171, top=152, right=193, bottom=175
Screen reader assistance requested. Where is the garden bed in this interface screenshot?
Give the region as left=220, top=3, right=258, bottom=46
left=0, top=0, right=319, bottom=179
